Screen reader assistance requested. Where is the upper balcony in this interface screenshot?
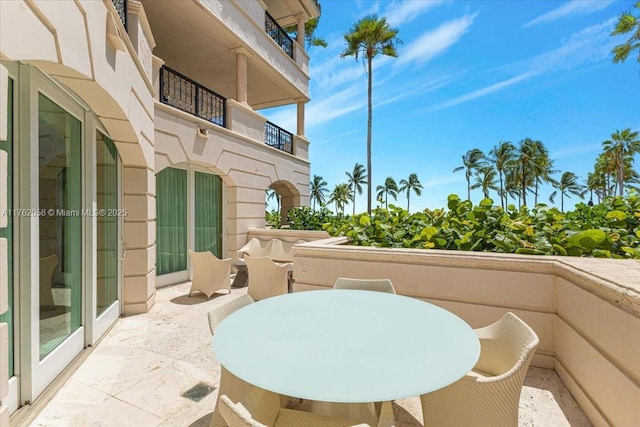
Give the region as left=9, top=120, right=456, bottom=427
left=157, top=65, right=298, bottom=156
left=142, top=0, right=316, bottom=110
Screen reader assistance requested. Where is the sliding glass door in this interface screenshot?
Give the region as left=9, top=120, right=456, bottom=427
left=38, top=93, right=82, bottom=360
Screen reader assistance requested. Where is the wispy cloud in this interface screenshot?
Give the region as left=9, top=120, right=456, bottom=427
left=527, top=18, right=617, bottom=72
left=427, top=18, right=617, bottom=112
left=430, top=72, right=538, bottom=111
left=523, top=0, right=613, bottom=28
left=397, top=13, right=477, bottom=66
left=385, top=0, right=447, bottom=26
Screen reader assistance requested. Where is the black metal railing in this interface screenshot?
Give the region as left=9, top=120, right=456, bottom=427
left=265, top=12, right=293, bottom=58
left=159, top=66, right=226, bottom=127
left=265, top=121, right=293, bottom=154
left=112, top=0, right=127, bottom=30
left=313, top=0, right=321, bottom=11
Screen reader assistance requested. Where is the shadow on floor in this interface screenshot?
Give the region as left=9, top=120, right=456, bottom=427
left=171, top=291, right=231, bottom=306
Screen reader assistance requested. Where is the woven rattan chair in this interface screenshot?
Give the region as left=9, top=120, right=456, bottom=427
left=237, top=238, right=270, bottom=259
left=218, top=387, right=396, bottom=427
left=420, top=312, right=539, bottom=427
left=207, top=294, right=255, bottom=335
left=245, top=256, right=289, bottom=301
left=333, top=278, right=396, bottom=294
left=188, top=250, right=232, bottom=298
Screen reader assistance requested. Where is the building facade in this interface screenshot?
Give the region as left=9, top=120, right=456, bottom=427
left=0, top=0, right=319, bottom=418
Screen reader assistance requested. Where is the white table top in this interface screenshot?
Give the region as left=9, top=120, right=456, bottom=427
left=213, top=289, right=480, bottom=403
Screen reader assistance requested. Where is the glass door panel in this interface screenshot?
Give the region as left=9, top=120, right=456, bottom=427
left=194, top=172, right=222, bottom=257
left=96, top=132, right=118, bottom=317
left=0, top=78, right=13, bottom=376
left=38, top=93, right=82, bottom=360
left=156, top=167, right=187, bottom=275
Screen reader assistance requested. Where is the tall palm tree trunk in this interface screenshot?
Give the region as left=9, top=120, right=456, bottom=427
left=367, top=53, right=373, bottom=214
left=352, top=183, right=357, bottom=215
left=521, top=163, right=527, bottom=207
left=407, top=192, right=410, bottom=211
left=499, top=172, right=504, bottom=209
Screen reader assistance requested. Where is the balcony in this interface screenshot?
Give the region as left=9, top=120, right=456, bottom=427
left=265, top=121, right=294, bottom=154
left=24, top=229, right=639, bottom=425
left=111, top=0, right=127, bottom=29
left=265, top=11, right=294, bottom=59
left=159, top=66, right=226, bottom=128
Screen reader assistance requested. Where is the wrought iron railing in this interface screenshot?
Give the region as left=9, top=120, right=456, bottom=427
left=265, top=121, right=293, bottom=154
left=159, top=66, right=226, bottom=127
left=265, top=12, right=293, bottom=58
left=111, top=0, right=127, bottom=30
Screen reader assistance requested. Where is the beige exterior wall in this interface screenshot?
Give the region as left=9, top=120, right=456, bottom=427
left=154, top=103, right=310, bottom=264
left=292, top=238, right=640, bottom=426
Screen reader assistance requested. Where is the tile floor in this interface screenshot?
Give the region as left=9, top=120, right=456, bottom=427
left=27, top=282, right=592, bottom=426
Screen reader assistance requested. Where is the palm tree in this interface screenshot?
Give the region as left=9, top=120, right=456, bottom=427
left=515, top=138, right=539, bottom=207
left=398, top=173, right=423, bottom=212
left=265, top=189, right=280, bottom=211
left=471, top=167, right=499, bottom=200
left=309, top=175, right=329, bottom=210
left=285, top=17, right=327, bottom=48
left=376, top=177, right=398, bottom=209
left=529, top=140, right=557, bottom=205
left=602, top=128, right=640, bottom=196
left=329, top=183, right=352, bottom=215
left=611, top=2, right=640, bottom=68
left=342, top=15, right=401, bottom=214
left=489, top=141, right=516, bottom=209
left=345, top=163, right=367, bottom=215
left=453, top=148, right=486, bottom=201
left=549, top=172, right=585, bottom=212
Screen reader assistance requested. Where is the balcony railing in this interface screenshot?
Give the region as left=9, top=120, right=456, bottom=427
left=265, top=12, right=293, bottom=58
left=265, top=121, right=293, bottom=154
left=159, top=66, right=226, bottom=127
left=111, top=0, right=127, bottom=30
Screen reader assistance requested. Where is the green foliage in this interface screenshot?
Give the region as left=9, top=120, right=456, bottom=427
left=265, top=209, right=281, bottom=229
left=321, top=194, right=640, bottom=259
left=285, top=207, right=345, bottom=231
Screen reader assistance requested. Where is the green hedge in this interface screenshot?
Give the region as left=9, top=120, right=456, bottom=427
left=279, top=194, right=640, bottom=259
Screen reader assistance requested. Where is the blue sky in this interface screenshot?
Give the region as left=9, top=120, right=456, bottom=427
left=264, top=0, right=640, bottom=213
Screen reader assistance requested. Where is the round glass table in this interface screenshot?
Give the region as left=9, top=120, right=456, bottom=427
left=213, top=289, right=480, bottom=405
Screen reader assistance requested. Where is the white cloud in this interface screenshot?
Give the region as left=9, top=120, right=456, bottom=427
left=397, top=14, right=477, bottom=66
left=523, top=0, right=614, bottom=28
left=427, top=18, right=617, bottom=112
left=430, top=71, right=538, bottom=111
left=385, top=0, right=447, bottom=27
left=527, top=18, right=617, bottom=72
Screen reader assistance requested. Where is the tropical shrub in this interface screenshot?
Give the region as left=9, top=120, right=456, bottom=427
left=322, top=194, right=640, bottom=259
left=286, top=207, right=344, bottom=231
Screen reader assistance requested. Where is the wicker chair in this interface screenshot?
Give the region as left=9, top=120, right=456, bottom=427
left=333, top=278, right=396, bottom=294
left=207, top=294, right=255, bottom=335
left=245, top=256, right=289, bottom=301
left=218, top=387, right=396, bottom=427
left=188, top=250, right=232, bottom=298
left=420, top=312, right=539, bottom=427
left=237, top=238, right=270, bottom=259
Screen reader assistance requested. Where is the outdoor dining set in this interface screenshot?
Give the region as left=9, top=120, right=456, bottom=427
left=187, top=239, right=540, bottom=427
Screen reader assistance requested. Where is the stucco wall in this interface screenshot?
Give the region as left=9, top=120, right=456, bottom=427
left=0, top=0, right=157, bottom=313
left=292, top=238, right=640, bottom=427
left=154, top=103, right=310, bottom=262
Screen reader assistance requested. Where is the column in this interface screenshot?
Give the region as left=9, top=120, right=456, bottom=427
left=296, top=100, right=305, bottom=137
left=232, top=47, right=252, bottom=105
left=0, top=64, right=8, bottom=426
left=296, top=16, right=305, bottom=47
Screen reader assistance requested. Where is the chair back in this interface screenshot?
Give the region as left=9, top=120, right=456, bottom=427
left=188, top=250, right=232, bottom=298
left=245, top=256, right=289, bottom=301
left=420, top=312, right=539, bottom=427
left=238, top=238, right=270, bottom=259
left=208, top=294, right=255, bottom=335
left=333, top=277, right=396, bottom=294
left=473, top=312, right=539, bottom=377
